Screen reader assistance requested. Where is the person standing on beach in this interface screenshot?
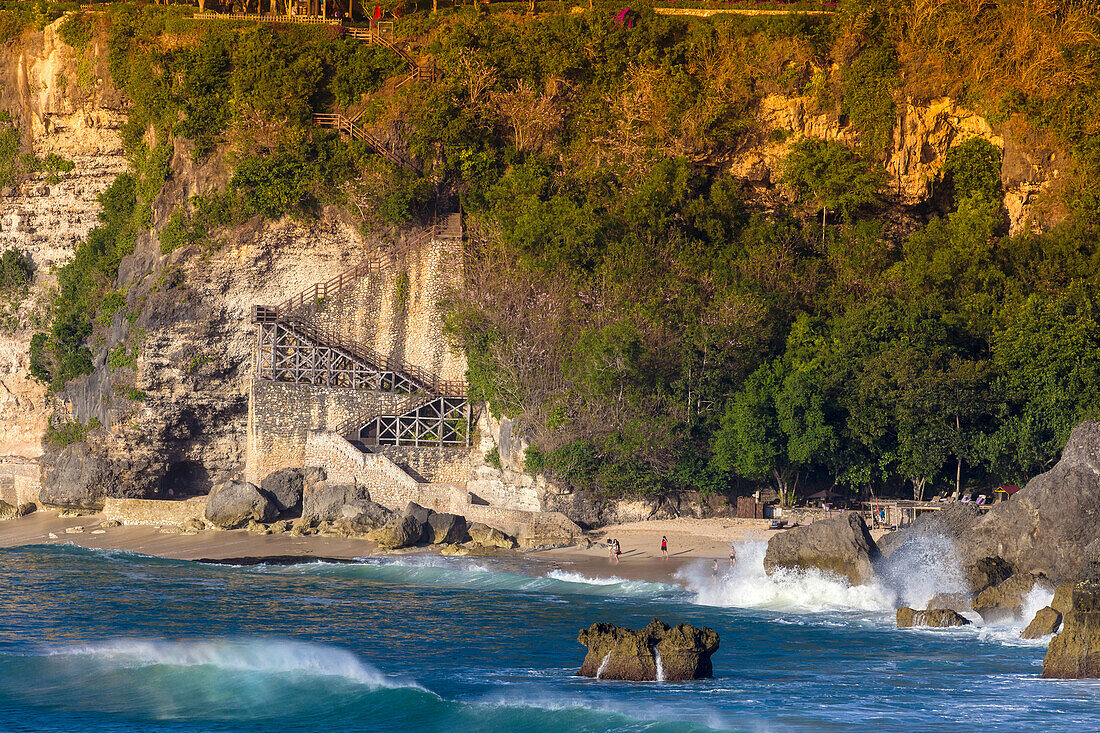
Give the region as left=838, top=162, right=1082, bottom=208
left=607, top=538, right=615, bottom=560
left=660, top=536, right=668, bottom=560
left=712, top=559, right=720, bottom=582
left=729, top=544, right=737, bottom=569
left=613, top=540, right=622, bottom=564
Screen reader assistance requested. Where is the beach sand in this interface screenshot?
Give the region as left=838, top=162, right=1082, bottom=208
left=0, top=510, right=887, bottom=586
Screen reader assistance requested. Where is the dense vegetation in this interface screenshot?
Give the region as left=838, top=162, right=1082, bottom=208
left=14, top=0, right=1100, bottom=503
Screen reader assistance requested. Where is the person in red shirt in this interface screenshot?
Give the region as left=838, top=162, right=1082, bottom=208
left=660, top=536, right=668, bottom=560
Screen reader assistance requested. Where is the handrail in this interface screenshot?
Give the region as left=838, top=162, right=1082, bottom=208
left=335, top=393, right=440, bottom=438
left=278, top=315, right=468, bottom=397
left=190, top=11, right=343, bottom=25
left=313, top=113, right=419, bottom=171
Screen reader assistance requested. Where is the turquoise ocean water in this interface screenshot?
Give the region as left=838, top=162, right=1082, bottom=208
left=0, top=540, right=1097, bottom=732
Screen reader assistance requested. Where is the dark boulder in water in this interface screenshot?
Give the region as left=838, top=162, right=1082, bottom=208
left=578, top=619, right=719, bottom=681
left=971, top=572, right=1053, bottom=623
left=764, top=512, right=880, bottom=585
left=896, top=607, right=971, bottom=628
left=1022, top=606, right=1062, bottom=639
left=966, top=556, right=1015, bottom=595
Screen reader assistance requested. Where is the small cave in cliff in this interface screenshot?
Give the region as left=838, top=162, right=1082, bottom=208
left=158, top=461, right=211, bottom=499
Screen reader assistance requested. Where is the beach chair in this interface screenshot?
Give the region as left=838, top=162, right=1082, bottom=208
left=976, top=495, right=987, bottom=505
left=961, top=492, right=973, bottom=503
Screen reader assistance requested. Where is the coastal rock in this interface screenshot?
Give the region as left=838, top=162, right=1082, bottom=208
left=1043, top=581, right=1100, bottom=677
left=966, top=556, right=1015, bottom=595
left=1022, top=606, right=1063, bottom=639
left=1053, top=582, right=1074, bottom=616
left=404, top=502, right=432, bottom=525
left=204, top=480, right=277, bottom=529
left=926, top=593, right=972, bottom=614
left=896, top=607, right=972, bottom=628
left=763, top=512, right=880, bottom=585
left=0, top=501, right=19, bottom=520
left=426, top=512, right=469, bottom=545
left=971, top=572, right=1053, bottom=623
left=374, top=513, right=426, bottom=549
left=38, top=442, right=110, bottom=511
left=468, top=522, right=516, bottom=549
left=336, top=499, right=394, bottom=535
left=577, top=619, right=719, bottom=681
left=969, top=421, right=1100, bottom=581
left=260, top=467, right=324, bottom=516
left=17, top=502, right=35, bottom=517
left=302, top=481, right=369, bottom=522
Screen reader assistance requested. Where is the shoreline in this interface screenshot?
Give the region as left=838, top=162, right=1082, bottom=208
left=0, top=510, right=810, bottom=586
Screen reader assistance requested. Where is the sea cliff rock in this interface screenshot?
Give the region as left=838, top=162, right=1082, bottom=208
left=260, top=467, right=324, bottom=515
left=302, top=481, right=369, bottom=522
left=763, top=512, right=880, bottom=585
left=426, top=512, right=468, bottom=545
left=1022, top=607, right=1063, bottom=639
left=926, top=593, right=972, bottom=614
left=971, top=572, right=1053, bottom=623
left=38, top=442, right=110, bottom=511
left=577, top=620, right=719, bottom=681
left=1043, top=543, right=1100, bottom=677
left=468, top=522, right=516, bottom=549
left=969, top=421, right=1100, bottom=581
left=374, top=513, right=426, bottom=549
left=204, top=480, right=277, bottom=529
left=967, top=556, right=1015, bottom=595
left=336, top=499, right=394, bottom=535
left=896, top=607, right=971, bottom=628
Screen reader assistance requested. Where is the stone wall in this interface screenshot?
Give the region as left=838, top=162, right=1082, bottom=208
left=245, top=380, right=402, bottom=484
left=295, top=233, right=467, bottom=384
left=0, top=457, right=41, bottom=505
left=304, top=431, right=581, bottom=545
left=378, top=445, right=470, bottom=485
left=103, top=496, right=207, bottom=525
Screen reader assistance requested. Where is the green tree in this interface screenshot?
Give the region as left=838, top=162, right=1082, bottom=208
left=783, top=138, right=883, bottom=240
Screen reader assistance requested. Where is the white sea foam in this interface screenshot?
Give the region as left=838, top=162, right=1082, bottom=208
left=544, top=569, right=633, bottom=586
left=681, top=540, right=894, bottom=613
left=50, top=639, right=420, bottom=689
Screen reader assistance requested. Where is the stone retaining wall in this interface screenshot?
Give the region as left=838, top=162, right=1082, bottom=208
left=378, top=445, right=470, bottom=485
left=246, top=380, right=402, bottom=484
left=305, top=431, right=581, bottom=545
left=0, top=457, right=41, bottom=506
left=103, top=496, right=207, bottom=525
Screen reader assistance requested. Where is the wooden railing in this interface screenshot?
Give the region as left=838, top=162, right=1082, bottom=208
left=313, top=113, right=418, bottom=171
left=190, top=11, right=343, bottom=24
left=335, top=393, right=440, bottom=439
left=279, top=316, right=469, bottom=397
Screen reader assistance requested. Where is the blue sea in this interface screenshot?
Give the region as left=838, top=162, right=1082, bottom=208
left=0, top=539, right=1096, bottom=732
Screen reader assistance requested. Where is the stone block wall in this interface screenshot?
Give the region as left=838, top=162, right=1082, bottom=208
left=103, top=496, right=207, bottom=525
left=378, top=445, right=471, bottom=485
left=245, top=380, right=402, bottom=484
left=0, top=457, right=40, bottom=505
left=304, top=431, right=581, bottom=545
left=297, top=234, right=467, bottom=384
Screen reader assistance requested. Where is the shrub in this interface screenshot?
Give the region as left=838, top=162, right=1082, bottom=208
left=942, top=136, right=1003, bottom=207
left=0, top=248, right=32, bottom=291
left=45, top=417, right=101, bottom=448
left=485, top=445, right=502, bottom=470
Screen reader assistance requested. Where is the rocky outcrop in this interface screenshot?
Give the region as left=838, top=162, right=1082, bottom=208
left=926, top=593, right=972, bottom=614
left=968, top=422, right=1100, bottom=582
left=302, top=481, right=370, bottom=522
left=1022, top=607, right=1063, bottom=639
left=260, top=467, right=324, bottom=516
left=1053, top=582, right=1074, bottom=616
left=1043, top=544, right=1100, bottom=678
left=0, top=500, right=33, bottom=519
left=577, top=620, right=719, bottom=681
left=896, top=607, right=971, bottom=628
left=971, top=572, right=1053, bottom=623
left=336, top=499, right=394, bottom=535
left=374, top=512, right=426, bottom=549
left=967, top=556, right=1015, bottom=596
left=763, top=512, right=880, bottom=585
left=468, top=522, right=516, bottom=549
left=427, top=512, right=469, bottom=545
left=204, top=480, right=277, bottom=529
left=39, top=440, right=163, bottom=510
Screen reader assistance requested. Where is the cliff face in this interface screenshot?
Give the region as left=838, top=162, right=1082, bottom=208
left=2, top=20, right=1072, bottom=512
left=0, top=19, right=126, bottom=459
left=734, top=94, right=1064, bottom=236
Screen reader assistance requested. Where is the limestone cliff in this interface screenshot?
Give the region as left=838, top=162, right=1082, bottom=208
left=0, top=19, right=126, bottom=460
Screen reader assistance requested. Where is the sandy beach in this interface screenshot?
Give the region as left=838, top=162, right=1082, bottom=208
left=0, top=510, right=811, bottom=586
